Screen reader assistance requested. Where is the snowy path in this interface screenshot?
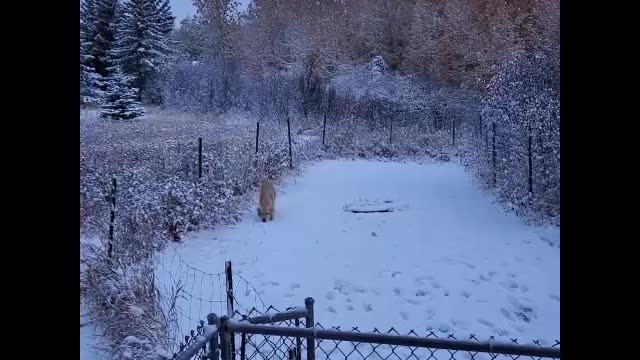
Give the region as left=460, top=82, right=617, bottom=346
left=157, top=160, right=560, bottom=344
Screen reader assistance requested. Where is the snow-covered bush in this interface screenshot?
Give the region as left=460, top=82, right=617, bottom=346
left=470, top=48, right=560, bottom=224
left=81, top=111, right=293, bottom=243
left=81, top=243, right=173, bottom=360
left=162, top=57, right=249, bottom=114
left=80, top=108, right=311, bottom=356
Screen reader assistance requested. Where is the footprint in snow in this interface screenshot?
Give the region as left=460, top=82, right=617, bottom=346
left=437, top=323, right=450, bottom=333
left=425, top=308, right=436, bottom=320
left=325, top=291, right=337, bottom=301
left=500, top=308, right=513, bottom=321
left=405, top=298, right=421, bottom=305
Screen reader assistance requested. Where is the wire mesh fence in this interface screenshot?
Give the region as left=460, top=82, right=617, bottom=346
left=170, top=320, right=210, bottom=360
left=155, top=249, right=281, bottom=358
left=233, top=305, right=310, bottom=360
left=308, top=325, right=559, bottom=360
left=154, top=258, right=561, bottom=360
left=154, top=246, right=227, bottom=349
left=169, top=295, right=560, bottom=360
left=230, top=322, right=560, bottom=360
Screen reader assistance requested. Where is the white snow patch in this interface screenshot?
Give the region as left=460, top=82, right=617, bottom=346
left=80, top=303, right=110, bottom=360
left=157, top=160, right=560, bottom=342
left=155, top=346, right=172, bottom=359
left=128, top=305, right=145, bottom=317
left=123, top=335, right=146, bottom=344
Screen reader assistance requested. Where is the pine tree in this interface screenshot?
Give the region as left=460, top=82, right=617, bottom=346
left=80, top=58, right=104, bottom=105
left=92, top=0, right=121, bottom=80
left=113, top=0, right=174, bottom=103
left=155, top=0, right=176, bottom=37
left=100, top=67, right=145, bottom=120
left=80, top=0, right=104, bottom=105
left=151, top=0, right=176, bottom=104
left=80, top=0, right=98, bottom=64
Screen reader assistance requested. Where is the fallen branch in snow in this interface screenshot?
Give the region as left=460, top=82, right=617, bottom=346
left=347, top=208, right=394, bottom=213
left=343, top=199, right=398, bottom=213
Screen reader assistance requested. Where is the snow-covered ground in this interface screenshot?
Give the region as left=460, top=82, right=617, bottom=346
left=80, top=304, right=109, bottom=360
left=157, top=159, right=560, bottom=345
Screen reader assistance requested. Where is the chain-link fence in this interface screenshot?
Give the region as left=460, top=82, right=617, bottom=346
left=172, top=297, right=560, bottom=360
left=170, top=314, right=220, bottom=360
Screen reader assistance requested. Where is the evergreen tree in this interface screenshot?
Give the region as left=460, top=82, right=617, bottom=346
left=155, top=0, right=176, bottom=37
left=100, top=67, right=145, bottom=120
left=80, top=58, right=104, bottom=105
left=113, top=0, right=174, bottom=103
left=80, top=0, right=98, bottom=64
left=91, top=0, right=121, bottom=79
left=80, top=0, right=104, bottom=104
left=151, top=0, right=176, bottom=104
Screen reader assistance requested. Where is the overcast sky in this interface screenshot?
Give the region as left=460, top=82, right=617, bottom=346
left=169, top=0, right=252, bottom=26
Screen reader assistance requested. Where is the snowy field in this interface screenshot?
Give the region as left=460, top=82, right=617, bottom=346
left=156, top=159, right=560, bottom=346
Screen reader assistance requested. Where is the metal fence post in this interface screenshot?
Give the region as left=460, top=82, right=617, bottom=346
left=240, top=330, right=246, bottom=360
left=452, top=117, right=456, bottom=147
left=219, top=316, right=231, bottom=360
left=322, top=113, right=327, bottom=146
left=207, top=313, right=220, bottom=360
left=254, top=122, right=260, bottom=167
left=492, top=121, right=497, bottom=187
left=198, top=137, right=203, bottom=179
left=527, top=121, right=533, bottom=197
left=225, top=261, right=235, bottom=360
left=287, top=117, right=293, bottom=168
left=294, top=318, right=302, bottom=360
left=108, top=177, right=117, bottom=259
left=255, top=122, right=260, bottom=155
left=304, top=297, right=315, bottom=360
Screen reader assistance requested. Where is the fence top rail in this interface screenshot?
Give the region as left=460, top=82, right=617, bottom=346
left=237, top=306, right=308, bottom=325
left=225, top=320, right=560, bottom=359
left=173, top=324, right=218, bottom=360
